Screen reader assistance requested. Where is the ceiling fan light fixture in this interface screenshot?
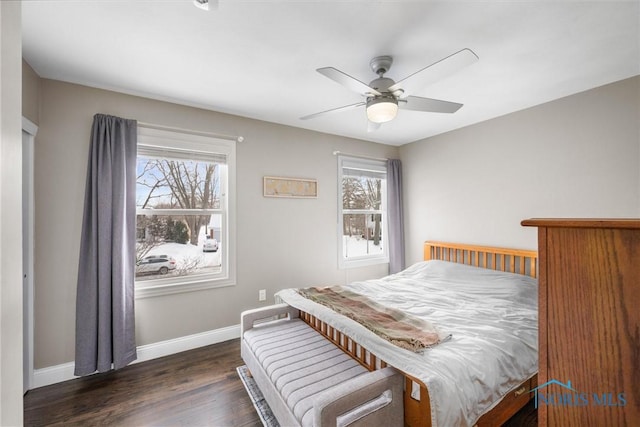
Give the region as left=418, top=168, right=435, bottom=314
left=366, top=97, right=398, bottom=123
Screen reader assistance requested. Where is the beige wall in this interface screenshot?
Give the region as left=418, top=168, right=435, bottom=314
left=33, top=78, right=398, bottom=368
left=1, top=1, right=24, bottom=424
left=400, top=76, right=640, bottom=265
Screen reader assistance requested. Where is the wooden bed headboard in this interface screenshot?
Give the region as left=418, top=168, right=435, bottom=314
left=424, top=241, right=538, bottom=278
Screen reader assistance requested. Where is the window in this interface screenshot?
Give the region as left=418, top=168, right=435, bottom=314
left=135, top=126, right=236, bottom=297
left=338, top=156, right=388, bottom=268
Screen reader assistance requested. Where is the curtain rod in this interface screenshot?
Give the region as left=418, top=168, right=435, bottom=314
left=332, top=150, right=388, bottom=162
left=137, top=121, right=244, bottom=142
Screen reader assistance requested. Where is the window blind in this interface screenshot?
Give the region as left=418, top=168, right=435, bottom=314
left=137, top=145, right=227, bottom=164
left=341, top=157, right=387, bottom=180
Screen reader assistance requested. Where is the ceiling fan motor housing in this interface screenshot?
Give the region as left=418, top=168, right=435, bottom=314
left=369, top=55, right=393, bottom=76
left=368, top=77, right=396, bottom=93
left=366, top=58, right=399, bottom=123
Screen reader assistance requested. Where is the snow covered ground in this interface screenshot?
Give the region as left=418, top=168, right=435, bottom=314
left=342, top=235, right=383, bottom=258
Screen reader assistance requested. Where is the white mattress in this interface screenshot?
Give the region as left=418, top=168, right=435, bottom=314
left=276, top=260, right=538, bottom=427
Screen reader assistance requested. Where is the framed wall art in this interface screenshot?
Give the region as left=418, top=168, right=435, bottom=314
left=263, top=176, right=318, bottom=198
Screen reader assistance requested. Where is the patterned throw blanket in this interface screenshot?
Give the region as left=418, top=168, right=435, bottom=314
left=296, top=286, right=450, bottom=352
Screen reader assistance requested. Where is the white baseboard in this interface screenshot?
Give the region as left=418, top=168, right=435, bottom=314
left=32, top=324, right=241, bottom=389
left=32, top=361, right=76, bottom=389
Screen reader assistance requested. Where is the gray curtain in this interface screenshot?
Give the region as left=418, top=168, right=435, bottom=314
left=387, top=159, right=405, bottom=274
left=75, top=114, right=138, bottom=376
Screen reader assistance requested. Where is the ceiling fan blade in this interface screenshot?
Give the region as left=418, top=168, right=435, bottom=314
left=388, top=48, right=479, bottom=96
left=317, top=67, right=381, bottom=97
left=193, top=0, right=218, bottom=11
left=399, top=96, right=463, bottom=114
left=367, top=121, right=381, bottom=132
left=300, top=102, right=366, bottom=120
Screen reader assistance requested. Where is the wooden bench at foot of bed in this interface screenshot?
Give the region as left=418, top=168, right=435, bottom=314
left=240, top=306, right=405, bottom=427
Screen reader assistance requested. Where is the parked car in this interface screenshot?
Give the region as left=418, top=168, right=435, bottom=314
left=136, top=255, right=177, bottom=275
left=203, top=236, right=218, bottom=252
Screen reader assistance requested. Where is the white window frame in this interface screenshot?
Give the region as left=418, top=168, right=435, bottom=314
left=337, top=155, right=389, bottom=269
left=135, top=126, right=236, bottom=298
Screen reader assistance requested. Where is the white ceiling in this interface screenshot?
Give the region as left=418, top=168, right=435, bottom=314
left=22, top=1, right=640, bottom=146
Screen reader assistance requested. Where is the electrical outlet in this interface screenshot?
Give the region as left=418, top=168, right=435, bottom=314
left=259, top=289, right=266, bottom=301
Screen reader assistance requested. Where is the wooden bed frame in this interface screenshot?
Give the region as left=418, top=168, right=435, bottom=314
left=299, top=241, right=538, bottom=427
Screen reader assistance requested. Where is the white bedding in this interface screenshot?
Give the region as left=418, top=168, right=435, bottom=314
left=275, top=260, right=538, bottom=427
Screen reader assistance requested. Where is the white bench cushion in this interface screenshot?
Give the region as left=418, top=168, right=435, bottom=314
left=243, top=319, right=368, bottom=426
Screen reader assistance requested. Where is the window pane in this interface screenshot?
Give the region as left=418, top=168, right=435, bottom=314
left=136, top=214, right=222, bottom=281
left=338, top=156, right=388, bottom=268
left=342, top=176, right=383, bottom=210
left=342, top=214, right=384, bottom=258
left=136, top=157, right=221, bottom=210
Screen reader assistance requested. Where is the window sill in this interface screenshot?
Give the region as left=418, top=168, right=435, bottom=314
left=339, top=255, right=389, bottom=270
left=135, top=276, right=235, bottom=298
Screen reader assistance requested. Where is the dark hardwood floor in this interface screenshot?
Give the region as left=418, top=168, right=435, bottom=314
left=24, top=338, right=537, bottom=426
left=24, top=339, right=261, bottom=426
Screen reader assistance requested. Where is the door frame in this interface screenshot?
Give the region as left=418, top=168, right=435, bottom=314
left=22, top=116, right=37, bottom=393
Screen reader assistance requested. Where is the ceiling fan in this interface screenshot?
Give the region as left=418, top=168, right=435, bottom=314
left=300, top=48, right=479, bottom=129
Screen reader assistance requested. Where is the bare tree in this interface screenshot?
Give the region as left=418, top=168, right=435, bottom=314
left=136, top=239, right=158, bottom=264
left=365, top=178, right=382, bottom=245
left=341, top=176, right=382, bottom=245
left=175, top=256, right=202, bottom=276
left=138, top=159, right=219, bottom=245
left=342, top=177, right=366, bottom=236
left=135, top=214, right=168, bottom=263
